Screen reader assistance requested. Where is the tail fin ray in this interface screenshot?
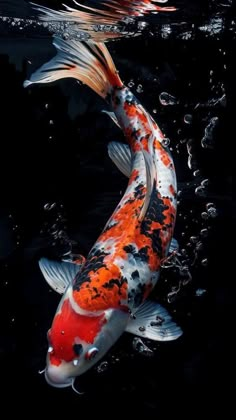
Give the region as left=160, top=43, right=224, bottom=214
left=24, top=37, right=123, bottom=99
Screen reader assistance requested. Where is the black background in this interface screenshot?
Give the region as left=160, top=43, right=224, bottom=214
left=0, top=0, right=233, bottom=416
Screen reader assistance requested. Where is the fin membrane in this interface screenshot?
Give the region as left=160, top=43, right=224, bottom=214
left=39, top=257, right=84, bottom=294
left=24, top=37, right=123, bottom=99
left=126, top=299, right=183, bottom=341
left=102, top=110, right=121, bottom=129
left=108, top=141, right=132, bottom=177
left=30, top=1, right=176, bottom=42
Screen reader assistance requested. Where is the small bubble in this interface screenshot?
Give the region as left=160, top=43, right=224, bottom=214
left=159, top=92, right=177, bottom=106
left=200, top=228, right=208, bottom=237
left=195, top=186, right=207, bottom=197
left=207, top=207, right=217, bottom=218
left=136, top=84, right=143, bottom=93
left=162, top=138, right=170, bottom=147
left=187, top=138, right=194, bottom=153
left=152, top=109, right=157, bottom=114
left=206, top=202, right=214, bottom=210
left=201, top=212, right=208, bottom=220
left=62, top=32, right=70, bottom=40
left=195, top=288, right=207, bottom=297
left=190, top=236, right=198, bottom=243
left=193, top=169, right=201, bottom=177
left=49, top=119, right=54, bottom=125
left=196, top=241, right=203, bottom=251
left=184, top=114, right=193, bottom=124
left=139, top=326, right=146, bottom=332
left=44, top=202, right=56, bottom=211
left=201, top=258, right=208, bottom=267
left=137, top=21, right=148, bottom=30
left=128, top=80, right=134, bottom=88
left=45, top=103, right=49, bottom=109
left=201, top=178, right=209, bottom=187
left=97, top=361, right=109, bottom=373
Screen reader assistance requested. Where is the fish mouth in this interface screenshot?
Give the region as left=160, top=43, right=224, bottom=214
left=44, top=370, right=72, bottom=388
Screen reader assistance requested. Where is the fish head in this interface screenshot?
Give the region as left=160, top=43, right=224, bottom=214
left=44, top=295, right=129, bottom=388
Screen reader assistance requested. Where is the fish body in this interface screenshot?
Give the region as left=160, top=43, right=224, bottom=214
left=25, top=37, right=181, bottom=389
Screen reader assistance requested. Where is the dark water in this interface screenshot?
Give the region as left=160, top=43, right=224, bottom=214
left=0, top=0, right=233, bottom=415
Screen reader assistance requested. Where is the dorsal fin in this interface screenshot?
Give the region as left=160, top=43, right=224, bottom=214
left=139, top=150, right=155, bottom=221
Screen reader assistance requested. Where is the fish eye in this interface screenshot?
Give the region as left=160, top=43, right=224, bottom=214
left=85, top=347, right=99, bottom=361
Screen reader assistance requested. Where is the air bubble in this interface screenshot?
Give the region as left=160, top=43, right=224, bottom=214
left=44, top=203, right=56, bottom=211
left=132, top=337, right=153, bottom=356
left=201, top=258, right=208, bottom=267
left=184, top=114, right=193, bottom=124
left=195, top=288, right=207, bottom=296
left=136, top=84, right=143, bottom=93
left=97, top=361, right=109, bottom=373
left=162, top=138, right=170, bottom=147
left=200, top=228, right=208, bottom=237
left=159, top=92, right=177, bottom=106
left=207, top=207, right=217, bottom=218
left=195, top=186, right=207, bottom=197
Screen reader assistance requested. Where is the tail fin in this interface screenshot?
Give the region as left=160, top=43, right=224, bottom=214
left=24, top=37, right=123, bottom=99
left=30, top=0, right=176, bottom=41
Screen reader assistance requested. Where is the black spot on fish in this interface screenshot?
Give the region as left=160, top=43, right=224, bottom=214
left=140, top=184, right=172, bottom=258
left=124, top=244, right=149, bottom=264
left=123, top=245, right=136, bottom=255
left=102, top=277, right=127, bottom=295
left=139, top=246, right=149, bottom=263
left=73, top=344, right=83, bottom=357
left=134, top=183, right=146, bottom=200
left=73, top=248, right=109, bottom=291
left=131, top=270, right=140, bottom=280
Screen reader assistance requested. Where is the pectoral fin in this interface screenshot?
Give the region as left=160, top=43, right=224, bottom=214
left=126, top=300, right=183, bottom=341
left=108, top=141, right=132, bottom=178
left=39, top=257, right=85, bottom=294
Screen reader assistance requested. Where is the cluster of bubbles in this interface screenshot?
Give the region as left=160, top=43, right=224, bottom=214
left=42, top=201, right=73, bottom=259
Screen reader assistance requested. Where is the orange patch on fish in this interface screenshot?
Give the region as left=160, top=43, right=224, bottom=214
left=169, top=184, right=176, bottom=196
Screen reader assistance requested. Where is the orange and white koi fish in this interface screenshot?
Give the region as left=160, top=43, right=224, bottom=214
left=24, top=37, right=182, bottom=389
left=31, top=0, right=176, bottom=41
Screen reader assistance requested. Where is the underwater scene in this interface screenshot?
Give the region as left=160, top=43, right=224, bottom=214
left=0, top=0, right=233, bottom=415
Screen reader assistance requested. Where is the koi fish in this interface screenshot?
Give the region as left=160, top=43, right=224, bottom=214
left=30, top=0, right=176, bottom=41
left=24, top=38, right=182, bottom=389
